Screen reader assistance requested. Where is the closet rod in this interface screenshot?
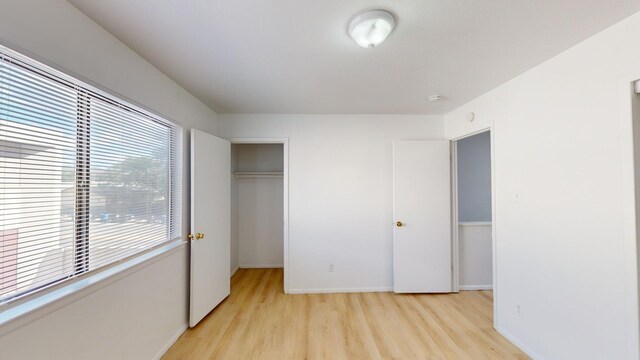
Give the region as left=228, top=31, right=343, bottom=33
left=233, top=171, right=283, bottom=179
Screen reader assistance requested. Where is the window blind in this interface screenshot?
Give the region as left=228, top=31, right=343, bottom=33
left=0, top=45, right=181, bottom=305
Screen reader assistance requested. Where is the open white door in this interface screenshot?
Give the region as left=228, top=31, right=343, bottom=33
left=393, top=140, right=452, bottom=293
left=190, top=129, right=230, bottom=327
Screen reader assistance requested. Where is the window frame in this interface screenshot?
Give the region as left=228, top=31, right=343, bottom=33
left=0, top=43, right=184, bottom=314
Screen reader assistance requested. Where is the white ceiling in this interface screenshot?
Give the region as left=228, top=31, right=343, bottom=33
left=68, top=0, right=640, bottom=114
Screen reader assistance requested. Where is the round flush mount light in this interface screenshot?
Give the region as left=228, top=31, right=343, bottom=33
left=348, top=10, right=396, bottom=49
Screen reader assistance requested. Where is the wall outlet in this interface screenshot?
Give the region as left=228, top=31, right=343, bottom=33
left=328, top=264, right=335, bottom=272
left=516, top=304, right=523, bottom=316
left=514, top=191, right=523, bottom=202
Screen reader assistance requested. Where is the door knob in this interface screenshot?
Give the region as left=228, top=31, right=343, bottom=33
left=188, top=233, right=205, bottom=240
left=396, top=221, right=403, bottom=227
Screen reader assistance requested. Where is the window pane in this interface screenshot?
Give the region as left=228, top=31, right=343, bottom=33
left=88, top=97, right=171, bottom=270
left=0, top=59, right=77, bottom=302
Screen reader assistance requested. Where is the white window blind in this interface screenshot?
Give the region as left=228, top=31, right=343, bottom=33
left=0, top=45, right=182, bottom=305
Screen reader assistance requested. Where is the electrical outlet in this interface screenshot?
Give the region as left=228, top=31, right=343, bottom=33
left=328, top=264, right=335, bottom=272
left=514, top=191, right=523, bottom=202
left=516, top=304, right=523, bottom=316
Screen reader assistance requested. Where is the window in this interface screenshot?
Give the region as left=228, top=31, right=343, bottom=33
left=0, top=45, right=181, bottom=305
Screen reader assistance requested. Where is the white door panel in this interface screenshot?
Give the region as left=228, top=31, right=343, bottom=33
left=393, top=140, right=452, bottom=293
left=190, top=129, right=230, bottom=327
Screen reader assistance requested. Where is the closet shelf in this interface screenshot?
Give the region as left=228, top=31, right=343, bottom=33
left=233, top=171, right=283, bottom=179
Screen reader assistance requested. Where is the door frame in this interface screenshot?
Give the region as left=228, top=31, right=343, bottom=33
left=450, top=128, right=496, bottom=321
left=621, top=74, right=640, bottom=351
left=228, top=137, right=290, bottom=294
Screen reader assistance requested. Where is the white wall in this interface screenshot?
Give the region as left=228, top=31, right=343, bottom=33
left=237, top=179, right=284, bottom=267
left=219, top=114, right=443, bottom=292
left=0, top=0, right=218, bottom=359
left=445, top=11, right=640, bottom=360
left=458, top=223, right=492, bottom=289
left=0, top=249, right=187, bottom=360
left=233, top=144, right=284, bottom=172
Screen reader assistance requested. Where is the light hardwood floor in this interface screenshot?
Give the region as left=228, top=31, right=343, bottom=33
left=163, top=269, right=527, bottom=359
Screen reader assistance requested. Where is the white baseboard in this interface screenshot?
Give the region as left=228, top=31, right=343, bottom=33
left=459, top=285, right=493, bottom=290
left=230, top=266, right=240, bottom=277
left=153, top=323, right=188, bottom=360
left=239, top=264, right=284, bottom=269
left=495, top=325, right=544, bottom=360
left=288, top=287, right=393, bottom=294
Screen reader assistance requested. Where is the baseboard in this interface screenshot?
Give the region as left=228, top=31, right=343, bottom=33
left=153, top=323, right=188, bottom=360
left=459, top=285, right=493, bottom=290
left=495, top=325, right=544, bottom=360
left=239, top=264, right=284, bottom=269
left=288, top=287, right=393, bottom=294
left=230, top=266, right=240, bottom=277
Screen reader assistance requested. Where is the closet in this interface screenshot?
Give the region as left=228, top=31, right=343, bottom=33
left=231, top=144, right=284, bottom=270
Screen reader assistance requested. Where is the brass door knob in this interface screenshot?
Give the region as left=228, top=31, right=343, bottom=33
left=188, top=233, right=195, bottom=240
left=396, top=221, right=403, bottom=227
left=196, top=233, right=205, bottom=240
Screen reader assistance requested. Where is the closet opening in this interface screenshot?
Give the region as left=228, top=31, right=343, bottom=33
left=452, top=131, right=493, bottom=295
left=230, top=139, right=289, bottom=293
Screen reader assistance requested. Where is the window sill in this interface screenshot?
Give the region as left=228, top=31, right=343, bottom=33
left=0, top=240, right=187, bottom=337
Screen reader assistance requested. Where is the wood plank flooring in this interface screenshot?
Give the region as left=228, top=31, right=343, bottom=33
left=163, top=269, right=527, bottom=359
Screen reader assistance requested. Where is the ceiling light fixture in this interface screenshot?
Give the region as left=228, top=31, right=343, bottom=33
left=348, top=10, right=396, bottom=49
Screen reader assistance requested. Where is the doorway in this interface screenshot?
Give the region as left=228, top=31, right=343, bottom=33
left=452, top=131, right=493, bottom=292
left=229, top=138, right=289, bottom=293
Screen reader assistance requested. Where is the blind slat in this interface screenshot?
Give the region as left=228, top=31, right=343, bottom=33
left=0, top=44, right=181, bottom=305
